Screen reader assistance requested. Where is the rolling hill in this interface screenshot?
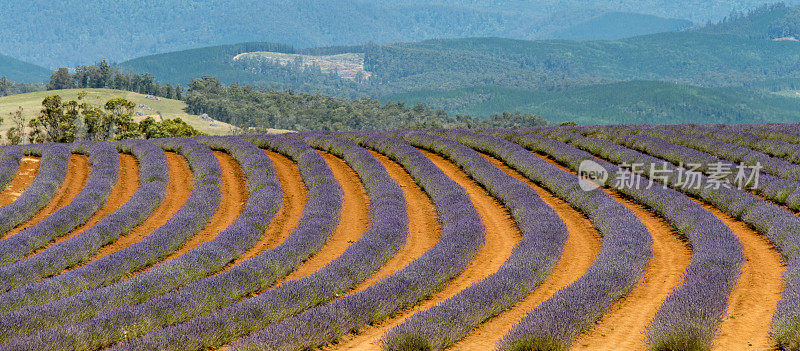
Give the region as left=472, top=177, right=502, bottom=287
left=0, top=54, right=50, bottom=83
left=550, top=12, right=692, bottom=40
left=384, top=81, right=800, bottom=125
left=0, top=89, right=239, bottom=136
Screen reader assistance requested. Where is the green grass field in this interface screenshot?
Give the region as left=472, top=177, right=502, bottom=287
left=0, top=88, right=240, bottom=137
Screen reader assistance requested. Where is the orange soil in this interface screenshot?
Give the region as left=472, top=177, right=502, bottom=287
left=329, top=150, right=521, bottom=350
left=276, top=151, right=370, bottom=284
left=0, top=157, right=40, bottom=207
left=216, top=151, right=373, bottom=351
left=0, top=155, right=89, bottom=241
left=707, top=202, right=784, bottom=350
left=155, top=151, right=248, bottom=266
left=214, top=150, right=307, bottom=273
left=23, top=154, right=139, bottom=260
left=572, top=192, right=690, bottom=351
left=449, top=154, right=603, bottom=350
left=534, top=151, right=783, bottom=349
left=346, top=151, right=440, bottom=294
left=84, top=152, right=192, bottom=263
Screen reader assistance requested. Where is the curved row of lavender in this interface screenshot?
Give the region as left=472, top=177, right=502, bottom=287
left=728, top=124, right=800, bottom=163
left=0, top=138, right=222, bottom=343
left=362, top=130, right=569, bottom=349
left=229, top=132, right=483, bottom=351
left=578, top=126, right=800, bottom=350
left=426, top=130, right=651, bottom=351
left=0, top=139, right=169, bottom=291
left=5, top=136, right=286, bottom=350
left=105, top=133, right=409, bottom=351
left=591, top=127, right=800, bottom=211
left=0, top=146, right=23, bottom=191
left=0, top=141, right=118, bottom=267
left=666, top=124, right=800, bottom=165
left=535, top=129, right=782, bottom=349
left=0, top=143, right=70, bottom=236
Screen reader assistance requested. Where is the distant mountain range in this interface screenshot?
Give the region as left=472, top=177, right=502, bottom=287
left=3, top=2, right=800, bottom=126
left=0, top=0, right=795, bottom=68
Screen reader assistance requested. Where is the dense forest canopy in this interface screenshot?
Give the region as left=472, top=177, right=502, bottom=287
left=184, top=76, right=550, bottom=131
left=0, top=0, right=793, bottom=68
left=385, top=81, right=800, bottom=125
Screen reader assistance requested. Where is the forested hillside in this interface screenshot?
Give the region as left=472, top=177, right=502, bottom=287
left=697, top=3, right=800, bottom=38
left=0, top=54, right=50, bottom=82
left=0, top=0, right=793, bottom=68
left=119, top=31, right=800, bottom=94
left=386, top=81, right=800, bottom=125
left=183, top=77, right=549, bottom=131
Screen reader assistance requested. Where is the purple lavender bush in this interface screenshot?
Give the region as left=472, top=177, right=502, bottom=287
left=0, top=139, right=169, bottom=292
left=229, top=132, right=482, bottom=351
left=369, top=130, right=569, bottom=350
left=531, top=129, right=800, bottom=350
left=0, top=146, right=23, bottom=192
left=1, top=136, right=285, bottom=350
left=0, top=138, right=222, bottom=342
left=96, top=133, right=406, bottom=351
left=0, top=141, right=118, bottom=267
left=0, top=143, right=70, bottom=236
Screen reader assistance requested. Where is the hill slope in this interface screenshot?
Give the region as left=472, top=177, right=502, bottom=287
left=120, top=31, right=800, bottom=92
left=551, top=12, right=692, bottom=40
left=386, top=81, right=800, bottom=125
left=0, top=54, right=50, bottom=82
left=696, top=3, right=800, bottom=39
left=0, top=89, right=238, bottom=135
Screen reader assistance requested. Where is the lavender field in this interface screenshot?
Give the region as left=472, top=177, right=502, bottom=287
left=0, top=125, right=797, bottom=351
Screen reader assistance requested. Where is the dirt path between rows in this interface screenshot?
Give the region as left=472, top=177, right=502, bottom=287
left=572, top=193, right=690, bottom=350
left=533, top=151, right=697, bottom=350
left=23, top=154, right=139, bottom=260
left=220, top=151, right=307, bottom=270
left=707, top=202, right=784, bottom=350
left=0, top=157, right=40, bottom=207
left=449, top=154, right=603, bottom=350
left=1, top=154, right=89, bottom=241
left=328, top=150, right=521, bottom=350
left=156, top=151, right=248, bottom=266
left=346, top=151, right=439, bottom=294
left=532, top=151, right=783, bottom=349
left=276, top=151, right=370, bottom=284
left=85, top=152, right=192, bottom=263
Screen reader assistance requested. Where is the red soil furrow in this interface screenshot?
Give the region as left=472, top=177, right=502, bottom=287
left=329, top=150, right=521, bottom=350
left=83, top=152, right=192, bottom=263
left=217, top=152, right=373, bottom=351
left=449, top=154, right=603, bottom=350
left=275, top=151, right=370, bottom=284
left=23, top=154, right=139, bottom=260
left=214, top=150, right=307, bottom=273
left=0, top=157, right=40, bottom=207
left=0, top=155, right=89, bottom=241
left=572, top=194, right=690, bottom=350
left=155, top=151, right=247, bottom=266
left=534, top=151, right=693, bottom=350
left=534, top=151, right=783, bottom=349
left=346, top=150, right=440, bottom=294
left=707, top=201, right=784, bottom=350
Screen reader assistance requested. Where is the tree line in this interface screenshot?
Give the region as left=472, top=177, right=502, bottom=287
left=47, top=60, right=183, bottom=100
left=184, top=76, right=550, bottom=131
